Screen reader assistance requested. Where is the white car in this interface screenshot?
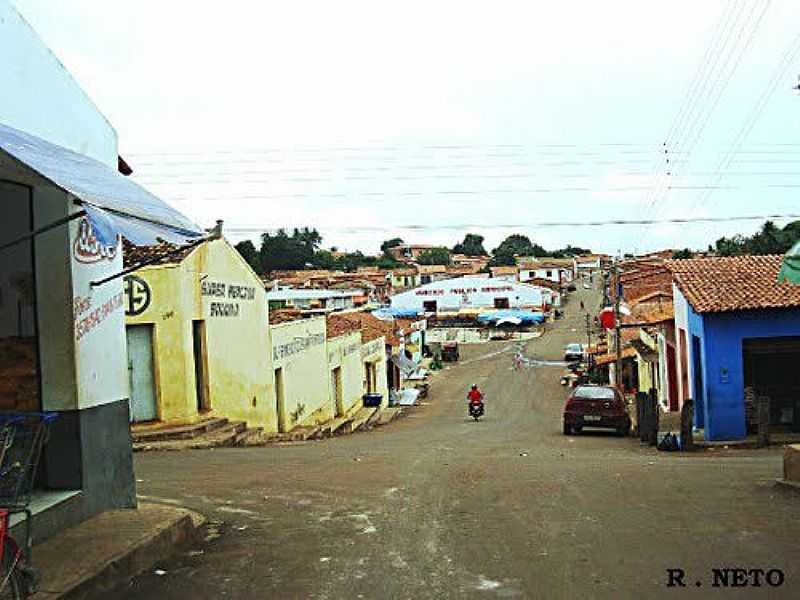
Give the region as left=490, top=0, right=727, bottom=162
left=564, top=343, right=584, bottom=362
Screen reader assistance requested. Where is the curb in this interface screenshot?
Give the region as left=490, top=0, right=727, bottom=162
left=775, top=479, right=800, bottom=492
left=32, top=504, right=206, bottom=600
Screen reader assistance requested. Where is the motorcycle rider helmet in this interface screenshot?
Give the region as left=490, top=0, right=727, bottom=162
left=471, top=384, right=478, bottom=390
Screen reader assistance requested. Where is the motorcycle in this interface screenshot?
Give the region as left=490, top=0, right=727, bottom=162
left=468, top=398, right=485, bottom=421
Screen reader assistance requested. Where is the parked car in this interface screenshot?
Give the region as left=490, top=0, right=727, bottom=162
left=563, top=385, right=631, bottom=436
left=564, top=343, right=584, bottom=362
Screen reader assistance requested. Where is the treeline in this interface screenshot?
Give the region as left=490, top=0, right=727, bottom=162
left=713, top=221, right=800, bottom=256
left=234, top=229, right=591, bottom=275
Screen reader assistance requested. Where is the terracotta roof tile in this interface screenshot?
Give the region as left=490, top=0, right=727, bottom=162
left=326, top=313, right=362, bottom=339
left=122, top=238, right=199, bottom=268
left=622, top=302, right=674, bottom=326
left=269, top=309, right=306, bottom=325
left=666, top=255, right=800, bottom=314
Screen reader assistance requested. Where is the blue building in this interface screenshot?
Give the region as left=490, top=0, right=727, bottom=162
left=670, top=256, right=800, bottom=441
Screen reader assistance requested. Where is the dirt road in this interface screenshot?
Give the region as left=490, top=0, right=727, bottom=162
left=125, top=283, right=800, bottom=599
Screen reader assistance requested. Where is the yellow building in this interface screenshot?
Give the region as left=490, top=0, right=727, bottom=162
left=326, top=327, right=365, bottom=419
left=270, top=316, right=332, bottom=431
left=124, top=236, right=276, bottom=429
left=327, top=312, right=391, bottom=405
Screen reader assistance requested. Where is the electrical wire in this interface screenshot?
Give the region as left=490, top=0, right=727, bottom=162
left=220, top=212, right=800, bottom=235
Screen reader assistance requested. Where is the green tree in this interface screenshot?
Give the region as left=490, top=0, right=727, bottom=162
left=550, top=244, right=591, bottom=258
left=259, top=228, right=322, bottom=272
left=714, top=220, right=799, bottom=257
left=489, top=234, right=547, bottom=266
left=452, top=234, right=488, bottom=256
left=311, top=249, right=338, bottom=270
left=417, top=247, right=452, bottom=266
left=672, top=248, right=694, bottom=260
left=234, top=240, right=262, bottom=274
left=380, top=238, right=405, bottom=254
left=377, top=255, right=403, bottom=269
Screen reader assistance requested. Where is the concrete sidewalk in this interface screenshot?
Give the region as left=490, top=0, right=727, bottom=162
left=31, top=502, right=205, bottom=600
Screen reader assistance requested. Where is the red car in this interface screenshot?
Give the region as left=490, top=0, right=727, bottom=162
left=563, top=385, right=631, bottom=436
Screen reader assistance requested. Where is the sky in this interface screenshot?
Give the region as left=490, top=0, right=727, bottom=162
left=12, top=0, right=800, bottom=256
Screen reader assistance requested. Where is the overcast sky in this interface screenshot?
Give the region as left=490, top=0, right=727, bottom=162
left=13, top=0, right=800, bottom=255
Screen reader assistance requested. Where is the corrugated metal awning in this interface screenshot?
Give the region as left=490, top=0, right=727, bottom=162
left=0, top=122, right=203, bottom=246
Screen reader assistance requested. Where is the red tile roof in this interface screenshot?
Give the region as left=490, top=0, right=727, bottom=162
left=667, top=255, right=800, bottom=314
left=326, top=313, right=362, bottom=339
left=323, top=312, right=399, bottom=346
left=595, top=347, right=637, bottom=366
left=122, top=239, right=199, bottom=268
left=269, top=309, right=306, bottom=325
left=622, top=302, right=674, bottom=326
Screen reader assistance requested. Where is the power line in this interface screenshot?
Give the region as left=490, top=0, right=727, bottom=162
left=690, top=30, right=800, bottom=216
left=637, top=0, right=771, bottom=247
left=221, top=213, right=800, bottom=235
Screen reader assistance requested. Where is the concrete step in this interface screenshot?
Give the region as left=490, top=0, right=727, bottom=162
left=133, top=420, right=247, bottom=452
left=234, top=426, right=265, bottom=447
left=131, top=417, right=230, bottom=443
left=350, top=406, right=379, bottom=433
left=263, top=425, right=321, bottom=444
left=374, top=406, right=404, bottom=427
left=30, top=502, right=204, bottom=600
left=325, top=415, right=354, bottom=437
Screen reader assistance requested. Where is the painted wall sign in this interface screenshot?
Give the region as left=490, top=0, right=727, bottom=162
left=210, top=302, right=240, bottom=317
left=123, top=275, right=151, bottom=316
left=273, top=333, right=326, bottom=362
left=201, top=279, right=256, bottom=318
left=74, top=292, right=124, bottom=341
left=415, top=285, right=513, bottom=297
left=361, top=338, right=384, bottom=359
left=73, top=216, right=117, bottom=263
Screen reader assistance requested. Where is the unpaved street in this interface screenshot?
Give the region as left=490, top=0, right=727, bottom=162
left=124, top=285, right=800, bottom=599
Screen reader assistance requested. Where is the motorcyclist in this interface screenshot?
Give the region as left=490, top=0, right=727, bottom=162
left=467, top=384, right=484, bottom=406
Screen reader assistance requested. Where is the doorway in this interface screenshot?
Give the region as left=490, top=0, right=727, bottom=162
left=666, top=344, right=679, bottom=412
left=743, top=336, right=800, bottom=433
left=275, top=367, right=287, bottom=433
left=691, top=335, right=705, bottom=429
left=365, top=361, right=377, bottom=394
left=331, top=367, right=343, bottom=417
left=126, top=324, right=157, bottom=422
left=494, top=297, right=510, bottom=309
left=192, top=320, right=209, bottom=413
left=0, top=180, right=40, bottom=413
left=423, top=300, right=437, bottom=313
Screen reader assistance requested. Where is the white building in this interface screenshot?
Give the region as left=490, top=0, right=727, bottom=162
left=518, top=261, right=574, bottom=284
left=0, top=1, right=203, bottom=540
left=390, top=276, right=545, bottom=313
left=574, top=255, right=603, bottom=274
left=266, top=288, right=361, bottom=312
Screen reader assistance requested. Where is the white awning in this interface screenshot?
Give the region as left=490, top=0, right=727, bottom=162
left=0, top=122, right=203, bottom=246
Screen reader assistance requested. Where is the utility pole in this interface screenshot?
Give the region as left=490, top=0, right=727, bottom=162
left=614, top=261, right=623, bottom=392
left=585, top=312, right=592, bottom=370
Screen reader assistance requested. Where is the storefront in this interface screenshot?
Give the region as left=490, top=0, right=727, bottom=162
left=124, top=237, right=275, bottom=430
left=270, top=316, right=331, bottom=432
left=0, top=125, right=202, bottom=538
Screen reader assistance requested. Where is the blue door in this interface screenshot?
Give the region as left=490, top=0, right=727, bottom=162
left=126, top=325, right=157, bottom=422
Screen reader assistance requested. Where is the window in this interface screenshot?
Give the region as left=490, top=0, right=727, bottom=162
left=574, top=386, right=616, bottom=401
left=494, top=298, right=510, bottom=309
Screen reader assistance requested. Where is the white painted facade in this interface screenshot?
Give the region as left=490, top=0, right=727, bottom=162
left=0, top=1, right=117, bottom=166
left=390, top=276, right=545, bottom=312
